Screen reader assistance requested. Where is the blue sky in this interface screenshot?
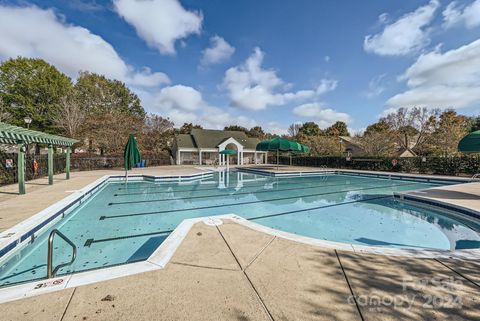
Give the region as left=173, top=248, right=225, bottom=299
left=1, top=0, right=480, bottom=134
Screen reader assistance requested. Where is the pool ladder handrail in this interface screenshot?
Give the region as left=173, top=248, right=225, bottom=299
left=470, top=173, right=480, bottom=182
left=47, top=229, right=77, bottom=278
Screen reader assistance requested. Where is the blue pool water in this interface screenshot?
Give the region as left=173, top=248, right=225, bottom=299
left=1, top=172, right=480, bottom=287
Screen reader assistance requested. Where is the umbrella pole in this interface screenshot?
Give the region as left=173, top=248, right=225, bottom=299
left=277, top=150, right=279, bottom=170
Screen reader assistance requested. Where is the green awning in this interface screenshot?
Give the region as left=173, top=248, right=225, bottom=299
left=220, top=149, right=236, bottom=155
left=0, top=122, right=78, bottom=146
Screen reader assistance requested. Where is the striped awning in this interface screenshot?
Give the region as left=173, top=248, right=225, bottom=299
left=0, top=122, right=78, bottom=146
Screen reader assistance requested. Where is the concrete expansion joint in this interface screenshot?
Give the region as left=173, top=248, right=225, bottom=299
left=434, top=258, right=480, bottom=289
left=335, top=250, right=365, bottom=321
left=60, top=287, right=76, bottom=321
left=215, top=225, right=276, bottom=321
left=170, top=261, right=240, bottom=272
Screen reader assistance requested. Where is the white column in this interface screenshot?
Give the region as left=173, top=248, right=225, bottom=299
left=176, top=150, right=181, bottom=165
left=254, top=151, right=257, bottom=165
left=198, top=150, right=202, bottom=165
left=237, top=152, right=240, bottom=165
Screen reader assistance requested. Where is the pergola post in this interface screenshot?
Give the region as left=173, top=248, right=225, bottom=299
left=66, top=147, right=71, bottom=180
left=48, top=144, right=53, bottom=185
left=17, top=143, right=25, bottom=195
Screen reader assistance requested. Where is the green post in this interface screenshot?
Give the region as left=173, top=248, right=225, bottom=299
left=48, top=144, right=53, bottom=185
left=66, top=147, right=71, bottom=180
left=17, top=143, right=26, bottom=194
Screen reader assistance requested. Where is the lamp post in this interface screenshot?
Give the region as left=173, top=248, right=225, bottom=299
left=23, top=116, right=32, bottom=155
left=24, top=116, right=32, bottom=129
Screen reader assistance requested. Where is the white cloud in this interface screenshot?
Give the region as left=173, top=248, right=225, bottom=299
left=316, top=79, right=338, bottom=95
left=0, top=5, right=169, bottom=87
left=139, top=85, right=256, bottom=129
left=156, top=85, right=205, bottom=112
left=200, top=36, right=235, bottom=66
left=293, top=103, right=351, bottom=128
left=223, top=47, right=321, bottom=111
left=366, top=74, right=387, bottom=99
left=264, top=121, right=288, bottom=135
left=443, top=0, right=480, bottom=29
left=324, top=55, right=330, bottom=63
left=364, top=0, right=439, bottom=56
left=113, top=0, right=202, bottom=55
left=386, top=38, right=480, bottom=108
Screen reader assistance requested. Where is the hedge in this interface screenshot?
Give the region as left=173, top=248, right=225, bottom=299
left=269, top=155, right=480, bottom=177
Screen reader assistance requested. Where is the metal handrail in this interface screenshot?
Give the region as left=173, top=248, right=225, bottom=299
left=470, top=173, right=480, bottom=182
left=47, top=229, right=77, bottom=278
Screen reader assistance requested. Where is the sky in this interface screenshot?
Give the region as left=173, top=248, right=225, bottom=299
left=1, top=0, right=480, bottom=134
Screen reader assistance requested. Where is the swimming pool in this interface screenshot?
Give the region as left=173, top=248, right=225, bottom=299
left=1, top=171, right=480, bottom=288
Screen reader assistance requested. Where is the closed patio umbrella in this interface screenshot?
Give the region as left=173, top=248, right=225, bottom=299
left=458, top=130, right=480, bottom=153
left=124, top=134, right=141, bottom=181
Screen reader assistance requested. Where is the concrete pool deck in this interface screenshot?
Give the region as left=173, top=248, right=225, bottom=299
left=1, top=165, right=480, bottom=320
left=2, top=219, right=480, bottom=321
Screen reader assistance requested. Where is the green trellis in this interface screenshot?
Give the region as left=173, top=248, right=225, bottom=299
left=0, top=122, right=78, bottom=194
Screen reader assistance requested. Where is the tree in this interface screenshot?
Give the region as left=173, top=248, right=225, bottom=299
left=287, top=122, right=302, bottom=137
left=179, top=123, right=203, bottom=134
left=89, top=110, right=144, bottom=155
left=139, top=114, right=175, bottom=156
left=364, top=120, right=391, bottom=136
left=426, top=110, right=468, bottom=156
left=382, top=107, right=438, bottom=154
left=297, top=133, right=341, bottom=155
left=0, top=96, right=10, bottom=122
left=468, top=116, right=480, bottom=133
left=74, top=72, right=144, bottom=117
left=247, top=126, right=266, bottom=138
left=0, top=57, right=72, bottom=133
left=53, top=92, right=86, bottom=139
left=359, top=131, right=396, bottom=156
left=75, top=72, right=146, bottom=153
left=298, top=122, right=321, bottom=136
left=224, top=125, right=248, bottom=133
left=325, top=121, right=349, bottom=136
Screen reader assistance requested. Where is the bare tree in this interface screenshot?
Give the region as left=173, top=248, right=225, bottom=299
left=359, top=131, right=396, bottom=156
left=53, top=95, right=86, bottom=138
left=287, top=122, right=302, bottom=137
left=382, top=107, right=438, bottom=153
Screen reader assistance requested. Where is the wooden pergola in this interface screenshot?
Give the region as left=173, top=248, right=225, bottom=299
left=0, top=122, right=78, bottom=194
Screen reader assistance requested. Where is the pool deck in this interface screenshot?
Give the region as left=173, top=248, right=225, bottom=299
left=1, top=165, right=480, bottom=320
left=2, top=219, right=480, bottom=321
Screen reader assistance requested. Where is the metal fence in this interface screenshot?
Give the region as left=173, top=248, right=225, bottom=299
left=0, top=152, right=172, bottom=186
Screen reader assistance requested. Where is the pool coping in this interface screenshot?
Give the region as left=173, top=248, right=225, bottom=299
left=238, top=167, right=470, bottom=184
left=1, top=169, right=480, bottom=303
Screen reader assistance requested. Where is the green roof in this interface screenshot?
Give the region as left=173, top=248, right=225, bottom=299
left=0, top=122, right=79, bottom=146
left=176, top=128, right=260, bottom=150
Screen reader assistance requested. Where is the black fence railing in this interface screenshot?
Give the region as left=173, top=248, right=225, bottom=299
left=0, top=152, right=172, bottom=186
left=267, top=155, right=480, bottom=177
